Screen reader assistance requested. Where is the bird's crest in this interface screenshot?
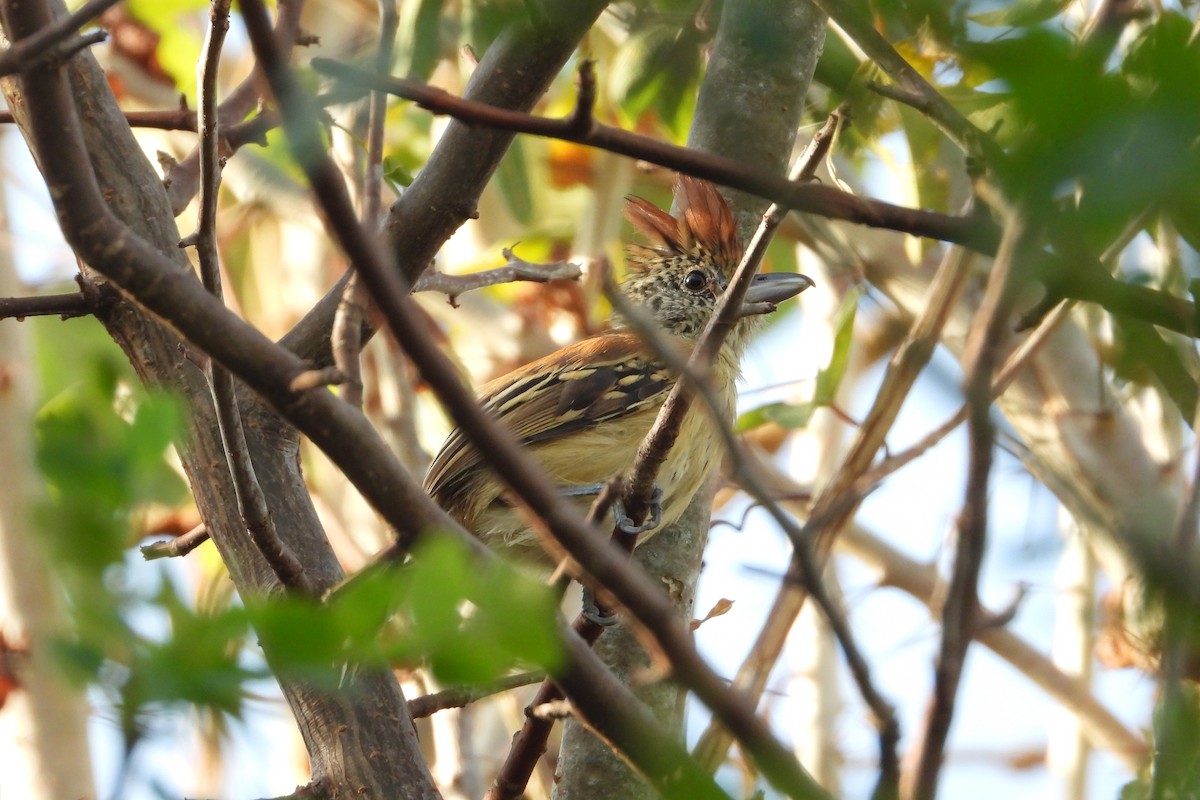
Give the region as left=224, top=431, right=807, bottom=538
left=623, top=176, right=743, bottom=271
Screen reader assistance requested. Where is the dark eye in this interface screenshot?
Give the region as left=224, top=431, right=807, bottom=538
left=683, top=270, right=707, bottom=292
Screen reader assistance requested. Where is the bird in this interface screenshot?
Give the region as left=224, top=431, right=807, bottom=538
left=423, top=176, right=813, bottom=563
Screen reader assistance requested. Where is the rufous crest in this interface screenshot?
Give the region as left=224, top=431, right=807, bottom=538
left=623, top=176, right=743, bottom=272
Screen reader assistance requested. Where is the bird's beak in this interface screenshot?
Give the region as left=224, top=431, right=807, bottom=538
left=739, top=272, right=815, bottom=318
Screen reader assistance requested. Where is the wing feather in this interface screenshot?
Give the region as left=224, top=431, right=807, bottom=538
left=423, top=332, right=676, bottom=502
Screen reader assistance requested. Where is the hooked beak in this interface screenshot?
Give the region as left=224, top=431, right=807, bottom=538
left=739, top=272, right=815, bottom=318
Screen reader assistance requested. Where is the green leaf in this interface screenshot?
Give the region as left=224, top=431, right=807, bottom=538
left=736, top=401, right=816, bottom=433
left=397, top=0, right=448, bottom=80
left=611, top=24, right=705, bottom=136
left=381, top=153, right=415, bottom=192
left=125, top=0, right=209, bottom=100
left=493, top=138, right=535, bottom=225
left=813, top=287, right=861, bottom=406
left=969, top=0, right=1069, bottom=28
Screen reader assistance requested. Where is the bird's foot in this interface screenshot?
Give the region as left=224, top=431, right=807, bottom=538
left=581, top=587, right=618, bottom=627
left=612, top=485, right=663, bottom=536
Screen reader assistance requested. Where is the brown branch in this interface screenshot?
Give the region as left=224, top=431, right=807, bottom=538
left=312, top=58, right=995, bottom=253
left=0, top=0, right=117, bottom=76
left=241, top=2, right=826, bottom=795
left=834, top=524, right=1148, bottom=769
left=406, top=671, right=544, bottom=719
left=164, top=0, right=308, bottom=215
left=0, top=291, right=95, bottom=320
left=906, top=212, right=1036, bottom=800
left=693, top=239, right=974, bottom=776
left=140, top=524, right=210, bottom=560
left=329, top=0, right=397, bottom=411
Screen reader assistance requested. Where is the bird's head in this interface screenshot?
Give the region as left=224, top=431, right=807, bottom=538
left=617, top=176, right=812, bottom=354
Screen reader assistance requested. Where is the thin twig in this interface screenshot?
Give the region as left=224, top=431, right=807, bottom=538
left=140, top=524, right=211, bottom=560
left=165, top=0, right=308, bottom=214
left=906, top=212, right=1035, bottom=800
left=413, top=251, right=582, bottom=307
left=407, top=671, right=544, bottom=719
left=0, top=0, right=118, bottom=76
left=693, top=238, right=973, bottom=776
left=834, top=523, right=1147, bottom=769
left=194, top=0, right=311, bottom=594
left=330, top=0, right=397, bottom=410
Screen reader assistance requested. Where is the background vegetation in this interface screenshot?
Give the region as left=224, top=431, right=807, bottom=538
left=1, top=0, right=1197, bottom=798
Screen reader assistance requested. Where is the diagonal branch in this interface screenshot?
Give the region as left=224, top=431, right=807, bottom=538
left=240, top=1, right=828, bottom=795
left=0, top=0, right=117, bottom=76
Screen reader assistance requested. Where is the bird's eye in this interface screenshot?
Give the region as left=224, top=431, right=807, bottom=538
left=683, top=270, right=708, bottom=292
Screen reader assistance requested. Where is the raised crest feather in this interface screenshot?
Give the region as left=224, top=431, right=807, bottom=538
left=622, top=176, right=743, bottom=272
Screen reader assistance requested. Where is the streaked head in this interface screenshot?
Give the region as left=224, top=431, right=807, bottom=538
left=618, top=176, right=812, bottom=350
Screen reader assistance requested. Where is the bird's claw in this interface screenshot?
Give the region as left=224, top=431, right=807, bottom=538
left=612, top=485, right=663, bottom=536
left=581, top=588, right=618, bottom=627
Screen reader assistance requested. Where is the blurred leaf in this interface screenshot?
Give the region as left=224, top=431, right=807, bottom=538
left=969, top=17, right=1200, bottom=251
left=611, top=23, right=705, bottom=138
left=969, top=0, right=1069, bottom=28
left=814, top=287, right=861, bottom=406
left=35, top=372, right=186, bottom=571
left=493, top=138, right=535, bottom=225
left=1147, top=681, right=1200, bottom=798
left=125, top=0, right=208, bottom=99
left=124, top=587, right=257, bottom=718
left=736, top=401, right=816, bottom=433
left=397, top=0, right=448, bottom=80
left=382, top=153, right=415, bottom=193
left=249, top=537, right=562, bottom=686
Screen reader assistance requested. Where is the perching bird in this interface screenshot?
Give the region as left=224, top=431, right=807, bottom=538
left=424, top=177, right=813, bottom=562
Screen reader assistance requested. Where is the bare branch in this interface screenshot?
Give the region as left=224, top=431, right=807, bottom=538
left=836, top=524, right=1148, bottom=769
left=330, top=0, right=398, bottom=410
left=406, top=671, right=544, bottom=719
left=165, top=0, right=308, bottom=215
left=907, top=211, right=1037, bottom=800
left=313, top=58, right=993, bottom=254
left=0, top=0, right=117, bottom=76
left=412, top=250, right=582, bottom=306
left=0, top=291, right=95, bottom=320
left=140, top=524, right=210, bottom=560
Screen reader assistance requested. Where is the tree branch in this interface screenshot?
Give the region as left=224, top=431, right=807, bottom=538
left=906, top=211, right=1036, bottom=800
left=0, top=0, right=116, bottom=76
left=240, top=1, right=828, bottom=794
left=0, top=291, right=96, bottom=320
left=314, top=57, right=994, bottom=254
